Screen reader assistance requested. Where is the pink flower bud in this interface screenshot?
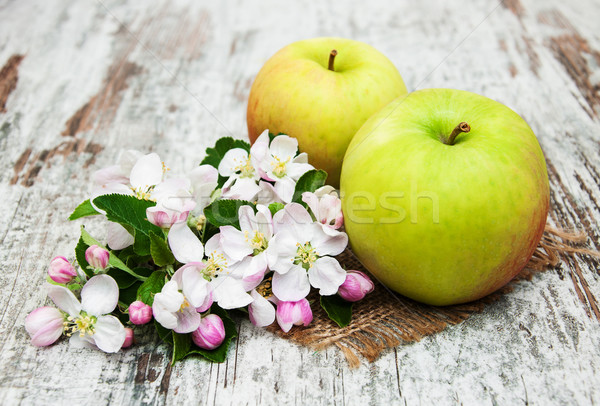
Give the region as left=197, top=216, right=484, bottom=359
left=121, top=328, right=134, bottom=348
left=85, top=245, right=110, bottom=270
left=337, top=270, right=374, bottom=302
left=192, top=314, right=225, bottom=350
left=276, top=299, right=313, bottom=333
left=129, top=301, right=153, bottom=325
left=25, top=306, right=64, bottom=347
left=48, top=256, right=77, bottom=284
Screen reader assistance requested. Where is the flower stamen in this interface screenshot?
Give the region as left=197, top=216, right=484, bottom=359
left=293, top=242, right=318, bottom=269
left=271, top=156, right=289, bottom=178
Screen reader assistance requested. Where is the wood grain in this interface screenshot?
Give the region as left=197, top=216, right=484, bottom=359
left=0, top=0, right=599, bottom=405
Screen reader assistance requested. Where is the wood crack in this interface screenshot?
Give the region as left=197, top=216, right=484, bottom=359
left=0, top=54, right=24, bottom=113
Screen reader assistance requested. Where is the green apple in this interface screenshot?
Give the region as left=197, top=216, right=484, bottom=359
left=247, top=37, right=407, bottom=186
left=340, top=88, right=549, bottom=306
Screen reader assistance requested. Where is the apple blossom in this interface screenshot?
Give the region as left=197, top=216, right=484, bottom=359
left=48, top=256, right=77, bottom=284
left=253, top=132, right=314, bottom=203
left=302, top=191, right=344, bottom=230
left=152, top=265, right=210, bottom=334
left=122, top=328, right=134, bottom=348
left=92, top=152, right=165, bottom=203
left=218, top=147, right=261, bottom=201
left=218, top=205, right=273, bottom=290
left=85, top=245, right=110, bottom=271
left=275, top=299, right=313, bottom=333
left=129, top=301, right=153, bottom=325
left=192, top=314, right=226, bottom=350
left=267, top=203, right=348, bottom=301
left=25, top=306, right=65, bottom=347
left=337, top=270, right=374, bottom=302
left=167, top=224, right=253, bottom=310
left=46, top=274, right=126, bottom=352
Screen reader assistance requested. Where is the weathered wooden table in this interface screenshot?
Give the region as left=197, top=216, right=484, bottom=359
left=1, top=0, right=599, bottom=404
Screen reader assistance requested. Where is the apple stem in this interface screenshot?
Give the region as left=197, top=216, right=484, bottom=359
left=445, top=122, right=471, bottom=145
left=328, top=50, right=338, bottom=71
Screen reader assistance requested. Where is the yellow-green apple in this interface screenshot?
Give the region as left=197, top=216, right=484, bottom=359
left=247, top=37, right=407, bottom=186
left=340, top=88, right=549, bottom=306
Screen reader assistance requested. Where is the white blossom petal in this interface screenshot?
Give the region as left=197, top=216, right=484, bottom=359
left=173, top=306, right=202, bottom=334
left=189, top=165, right=219, bottom=210
left=249, top=290, right=275, bottom=327
left=93, top=315, right=126, bottom=353
left=308, top=256, right=347, bottom=296
left=69, top=334, right=96, bottom=350
left=222, top=177, right=261, bottom=201
left=241, top=253, right=268, bottom=291
left=152, top=177, right=191, bottom=204
left=129, top=153, right=163, bottom=190
left=286, top=162, right=314, bottom=180
left=181, top=266, right=211, bottom=308
left=46, top=284, right=82, bottom=317
left=311, top=223, right=348, bottom=256
left=168, top=223, right=204, bottom=263
left=93, top=165, right=128, bottom=186
left=81, top=275, right=119, bottom=317
left=273, top=176, right=296, bottom=203
left=218, top=148, right=249, bottom=177
left=107, top=222, right=134, bottom=250
left=272, top=266, right=310, bottom=301
left=265, top=231, right=299, bottom=274
left=238, top=205, right=257, bottom=233
left=256, top=180, right=281, bottom=205
left=270, top=135, right=298, bottom=162
left=220, top=226, right=253, bottom=261
left=211, top=277, right=253, bottom=309
left=250, top=130, right=270, bottom=170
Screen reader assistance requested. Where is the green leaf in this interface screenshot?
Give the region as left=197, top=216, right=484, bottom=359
left=79, top=226, right=145, bottom=281
left=93, top=194, right=162, bottom=239
left=320, top=295, right=353, bottom=328
left=204, top=199, right=255, bottom=229
left=132, top=267, right=155, bottom=278
left=107, top=269, right=138, bottom=289
left=75, top=236, right=93, bottom=277
left=172, top=333, right=193, bottom=364
left=68, top=199, right=100, bottom=220
left=201, top=222, right=220, bottom=245
left=154, top=320, right=173, bottom=344
left=133, top=230, right=151, bottom=256
left=200, top=137, right=251, bottom=169
left=187, top=305, right=237, bottom=363
left=118, top=280, right=142, bottom=305
left=268, top=202, right=285, bottom=216
left=136, top=270, right=167, bottom=306
left=150, top=232, right=175, bottom=266
left=292, top=169, right=328, bottom=203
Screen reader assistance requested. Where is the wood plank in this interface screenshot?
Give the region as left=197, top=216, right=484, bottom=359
left=0, top=0, right=598, bottom=404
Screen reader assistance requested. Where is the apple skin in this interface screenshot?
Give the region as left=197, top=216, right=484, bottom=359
left=247, top=37, right=407, bottom=186
left=340, top=89, right=549, bottom=306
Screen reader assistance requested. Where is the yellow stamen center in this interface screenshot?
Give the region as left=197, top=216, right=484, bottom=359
left=234, top=156, right=255, bottom=178
left=205, top=251, right=228, bottom=279
left=131, top=186, right=156, bottom=201
left=271, top=156, right=289, bottom=178
left=293, top=242, right=318, bottom=269
left=63, top=313, right=97, bottom=337
left=244, top=230, right=267, bottom=253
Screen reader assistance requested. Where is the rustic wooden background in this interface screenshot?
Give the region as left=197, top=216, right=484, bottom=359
left=1, top=0, right=599, bottom=404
